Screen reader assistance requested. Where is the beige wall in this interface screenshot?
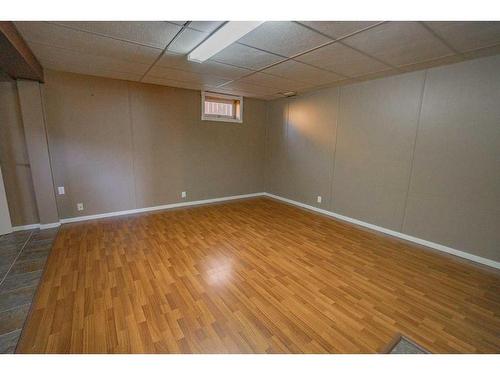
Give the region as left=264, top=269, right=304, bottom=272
left=265, top=98, right=289, bottom=197
left=43, top=72, right=136, bottom=218
left=42, top=70, right=267, bottom=219
left=0, top=82, right=39, bottom=226
left=402, top=57, right=500, bottom=260
left=2, top=55, right=498, bottom=263
left=266, top=54, right=500, bottom=262
left=265, top=89, right=339, bottom=208
left=333, top=71, right=425, bottom=231
left=17, top=80, right=60, bottom=224
left=286, top=88, right=339, bottom=208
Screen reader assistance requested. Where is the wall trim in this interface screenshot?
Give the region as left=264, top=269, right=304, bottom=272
left=263, top=193, right=500, bottom=270
left=12, top=222, right=60, bottom=232
left=12, top=223, right=40, bottom=231
left=59, top=192, right=266, bottom=224
left=14, top=193, right=267, bottom=230
left=11, top=191, right=499, bottom=270
left=40, top=222, right=61, bottom=230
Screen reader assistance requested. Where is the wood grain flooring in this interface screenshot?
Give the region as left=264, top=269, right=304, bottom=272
left=16, top=198, right=500, bottom=353
left=0, top=228, right=58, bottom=353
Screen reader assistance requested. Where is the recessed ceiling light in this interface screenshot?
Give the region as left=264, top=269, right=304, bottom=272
left=188, top=21, right=264, bottom=63
left=280, top=91, right=297, bottom=97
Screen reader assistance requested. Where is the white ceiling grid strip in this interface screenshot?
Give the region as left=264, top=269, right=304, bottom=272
left=12, top=21, right=500, bottom=100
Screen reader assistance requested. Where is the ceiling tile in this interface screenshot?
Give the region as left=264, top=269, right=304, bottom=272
left=15, top=22, right=162, bottom=65
left=399, top=54, right=464, bottom=73
left=154, top=51, right=187, bottom=66
left=237, top=21, right=331, bottom=57
left=140, top=77, right=279, bottom=100
left=157, top=52, right=252, bottom=79
left=49, top=21, right=181, bottom=49
left=168, top=21, right=188, bottom=26
left=236, top=72, right=313, bottom=91
left=351, top=69, right=404, bottom=84
left=218, top=81, right=280, bottom=96
left=168, top=28, right=208, bottom=54
left=211, top=86, right=259, bottom=98
left=424, top=21, right=500, bottom=52
left=147, top=65, right=230, bottom=86
left=343, top=21, right=455, bottom=67
left=295, top=42, right=391, bottom=77
left=29, top=42, right=151, bottom=75
left=211, top=43, right=285, bottom=70
left=43, top=61, right=143, bottom=82
left=262, top=60, right=344, bottom=85
left=298, top=21, right=380, bottom=39
left=141, top=76, right=205, bottom=91
left=461, top=43, right=500, bottom=60
left=188, top=21, right=225, bottom=33
left=259, top=94, right=287, bottom=101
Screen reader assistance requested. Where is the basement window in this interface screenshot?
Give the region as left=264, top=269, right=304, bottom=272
left=201, top=92, right=243, bottom=123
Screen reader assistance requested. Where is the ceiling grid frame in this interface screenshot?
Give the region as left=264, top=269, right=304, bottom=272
left=12, top=20, right=500, bottom=100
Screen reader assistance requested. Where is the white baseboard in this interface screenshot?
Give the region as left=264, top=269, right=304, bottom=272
left=263, top=193, right=500, bottom=270
left=11, top=223, right=40, bottom=232
left=12, top=222, right=61, bottom=232
left=10, top=191, right=499, bottom=270
left=59, top=192, right=266, bottom=224
left=40, top=222, right=61, bottom=230
left=13, top=193, right=266, bottom=230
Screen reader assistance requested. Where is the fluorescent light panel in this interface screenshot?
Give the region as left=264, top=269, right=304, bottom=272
left=188, top=21, right=264, bottom=63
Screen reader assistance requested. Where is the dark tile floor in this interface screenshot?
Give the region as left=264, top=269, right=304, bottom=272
left=390, top=336, right=428, bottom=354
left=0, top=228, right=58, bottom=353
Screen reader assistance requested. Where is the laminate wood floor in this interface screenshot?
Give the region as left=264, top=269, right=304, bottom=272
left=0, top=228, right=58, bottom=353
left=17, top=198, right=500, bottom=353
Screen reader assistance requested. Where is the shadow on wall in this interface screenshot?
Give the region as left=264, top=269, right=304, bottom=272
left=41, top=71, right=267, bottom=220
left=0, top=82, right=39, bottom=226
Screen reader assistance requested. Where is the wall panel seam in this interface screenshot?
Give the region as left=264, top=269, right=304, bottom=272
left=282, top=99, right=290, bottom=197
left=400, top=69, right=428, bottom=232
left=38, top=83, right=59, bottom=220
left=329, top=86, right=342, bottom=211
left=126, top=82, right=139, bottom=210
left=264, top=102, right=270, bottom=192
left=285, top=99, right=290, bottom=161
left=16, top=80, right=58, bottom=223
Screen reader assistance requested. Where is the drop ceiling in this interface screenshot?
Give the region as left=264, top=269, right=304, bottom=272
left=14, top=21, right=500, bottom=100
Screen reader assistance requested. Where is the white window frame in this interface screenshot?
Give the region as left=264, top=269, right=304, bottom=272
left=201, top=91, right=243, bottom=123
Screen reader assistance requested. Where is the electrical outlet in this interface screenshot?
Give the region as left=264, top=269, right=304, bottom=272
left=77, top=203, right=84, bottom=211
left=181, top=191, right=187, bottom=199
left=57, top=186, right=65, bottom=195
left=317, top=196, right=322, bottom=204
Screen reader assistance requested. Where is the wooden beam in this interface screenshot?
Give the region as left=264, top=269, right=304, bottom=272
left=0, top=21, right=43, bottom=81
